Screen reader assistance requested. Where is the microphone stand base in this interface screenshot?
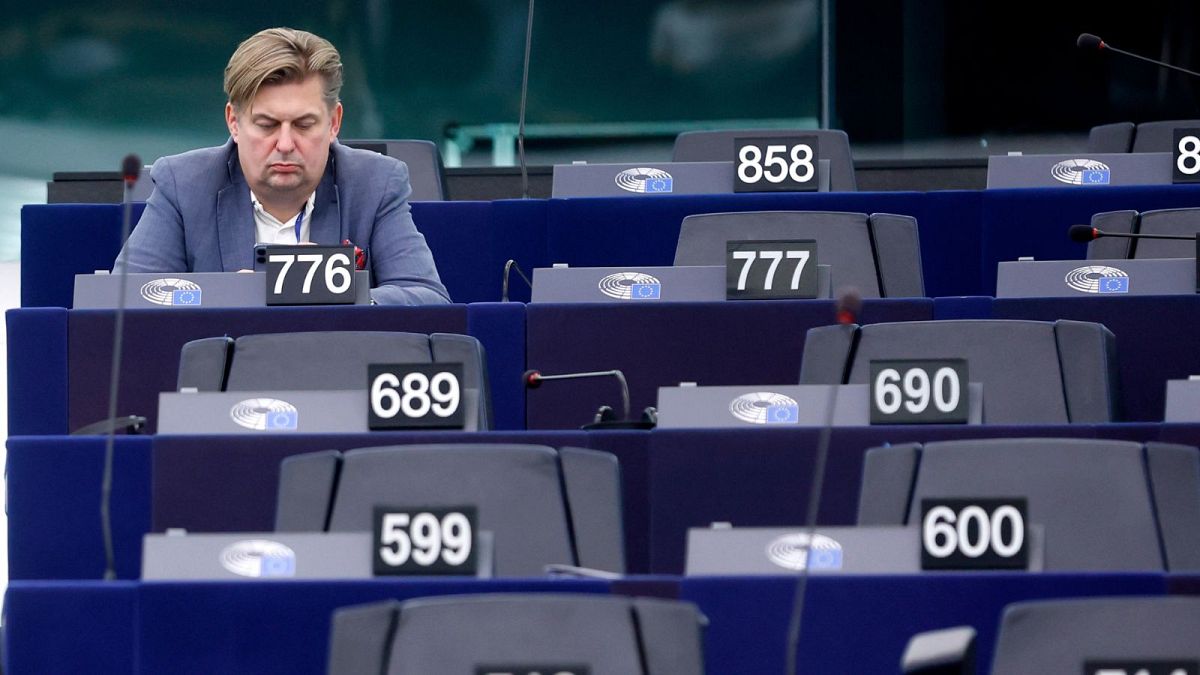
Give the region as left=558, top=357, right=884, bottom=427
left=580, top=420, right=656, bottom=430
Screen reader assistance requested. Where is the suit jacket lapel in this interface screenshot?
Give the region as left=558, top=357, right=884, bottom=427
left=216, top=147, right=254, bottom=271
left=308, top=154, right=341, bottom=244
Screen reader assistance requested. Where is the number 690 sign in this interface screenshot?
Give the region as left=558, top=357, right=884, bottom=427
left=869, top=359, right=969, bottom=424
left=368, top=363, right=465, bottom=429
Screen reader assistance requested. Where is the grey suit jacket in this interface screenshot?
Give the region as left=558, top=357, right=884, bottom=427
left=113, top=139, right=451, bottom=305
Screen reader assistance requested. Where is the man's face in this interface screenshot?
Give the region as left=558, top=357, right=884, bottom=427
left=226, top=75, right=343, bottom=201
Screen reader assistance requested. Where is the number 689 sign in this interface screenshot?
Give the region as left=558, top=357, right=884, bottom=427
left=368, top=363, right=465, bottom=429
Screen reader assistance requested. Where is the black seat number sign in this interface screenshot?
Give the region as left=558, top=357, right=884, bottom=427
left=263, top=245, right=356, bottom=305
left=368, top=363, right=465, bottom=430
left=920, top=498, right=1028, bottom=570
left=870, top=359, right=969, bottom=424
left=726, top=239, right=818, bottom=300
left=477, top=662, right=590, bottom=667
left=1086, top=661, right=1199, bottom=675
left=734, top=135, right=819, bottom=192
left=374, top=505, right=478, bottom=576
left=1172, top=128, right=1200, bottom=184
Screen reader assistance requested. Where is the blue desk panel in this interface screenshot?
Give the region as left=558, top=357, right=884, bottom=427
left=682, top=573, right=1169, bottom=675
left=22, top=186, right=1200, bottom=309
left=7, top=304, right=529, bottom=435
left=525, top=298, right=934, bottom=430
left=6, top=574, right=1177, bottom=674
left=6, top=307, right=68, bottom=436
left=11, top=425, right=1173, bottom=582
left=978, top=184, right=1200, bottom=295
left=6, top=431, right=652, bottom=580
left=19, top=201, right=511, bottom=307
left=20, top=203, right=146, bottom=309
left=5, top=578, right=615, bottom=675
left=6, top=436, right=152, bottom=581
left=646, top=423, right=1166, bottom=574
left=994, top=295, right=1200, bottom=422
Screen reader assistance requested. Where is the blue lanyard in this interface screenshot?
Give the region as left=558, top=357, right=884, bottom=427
left=294, top=208, right=306, bottom=243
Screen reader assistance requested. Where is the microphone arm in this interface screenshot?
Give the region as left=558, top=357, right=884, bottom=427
left=524, top=369, right=630, bottom=421
left=501, top=259, right=533, bottom=302
left=1078, top=33, right=1200, bottom=79
left=1069, top=224, right=1198, bottom=243
left=101, top=153, right=142, bottom=581
left=517, top=0, right=535, bottom=198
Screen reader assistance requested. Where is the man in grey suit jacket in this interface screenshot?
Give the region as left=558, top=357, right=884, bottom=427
left=113, top=27, right=450, bottom=306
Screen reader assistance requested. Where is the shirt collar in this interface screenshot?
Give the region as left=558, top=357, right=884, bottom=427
left=249, top=190, right=317, bottom=225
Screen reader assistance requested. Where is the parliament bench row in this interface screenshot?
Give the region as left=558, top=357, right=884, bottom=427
left=12, top=425, right=1200, bottom=581
left=11, top=294, right=1200, bottom=438
left=21, top=182, right=1200, bottom=308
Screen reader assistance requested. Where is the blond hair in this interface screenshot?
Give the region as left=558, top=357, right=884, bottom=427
left=224, top=27, right=343, bottom=111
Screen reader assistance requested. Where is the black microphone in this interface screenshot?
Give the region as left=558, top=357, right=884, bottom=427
left=516, top=0, right=535, bottom=198
left=501, top=259, right=533, bottom=302
left=1068, top=223, right=1197, bottom=243
left=101, top=153, right=142, bottom=581
left=1076, top=33, right=1200, bottom=79
left=835, top=286, right=862, bottom=326
left=524, top=368, right=651, bottom=428
left=784, top=287, right=860, bottom=675
left=1076, top=33, right=1104, bottom=50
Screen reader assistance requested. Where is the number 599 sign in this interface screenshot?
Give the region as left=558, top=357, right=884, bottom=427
left=368, top=363, right=465, bottom=429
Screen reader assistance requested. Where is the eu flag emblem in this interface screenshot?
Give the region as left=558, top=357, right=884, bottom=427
left=1098, top=277, right=1129, bottom=293
left=630, top=283, right=661, bottom=299
left=766, top=404, right=799, bottom=423
left=266, top=410, right=298, bottom=430
left=1082, top=170, right=1110, bottom=184
left=808, top=547, right=843, bottom=570
left=260, top=553, right=296, bottom=577
left=172, top=290, right=202, bottom=305
left=645, top=178, right=673, bottom=193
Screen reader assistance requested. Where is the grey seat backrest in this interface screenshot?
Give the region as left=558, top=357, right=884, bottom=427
left=1086, top=210, right=1138, bottom=259
left=1131, top=119, right=1200, bottom=152
left=990, top=597, right=1200, bottom=674
left=1086, top=120, right=1200, bottom=153
left=327, top=594, right=706, bottom=675
left=672, top=129, right=857, bottom=191
left=1086, top=122, right=1135, bottom=153
left=799, top=319, right=1118, bottom=424
left=858, top=438, right=1200, bottom=571
left=276, top=444, right=625, bottom=575
left=1089, top=208, right=1200, bottom=259
left=176, top=331, right=491, bottom=430
left=341, top=139, right=447, bottom=201
left=673, top=211, right=923, bottom=297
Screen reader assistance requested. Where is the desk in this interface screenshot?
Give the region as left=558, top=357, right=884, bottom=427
left=5, top=431, right=653, bottom=580
left=4, top=578, right=615, bottom=675
left=993, top=295, right=1200, bottom=422
left=644, top=423, right=1167, bottom=573
left=22, top=186, right=1200, bottom=309
left=8, top=424, right=1172, bottom=581
left=525, top=298, right=932, bottom=429
left=682, top=573, right=1173, bottom=675
left=7, top=302, right=527, bottom=435
left=5, top=574, right=1185, bottom=674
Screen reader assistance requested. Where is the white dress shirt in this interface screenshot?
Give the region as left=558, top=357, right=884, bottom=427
left=251, top=190, right=316, bottom=245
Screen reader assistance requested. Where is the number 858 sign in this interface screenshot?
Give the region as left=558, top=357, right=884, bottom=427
left=734, top=136, right=819, bottom=192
